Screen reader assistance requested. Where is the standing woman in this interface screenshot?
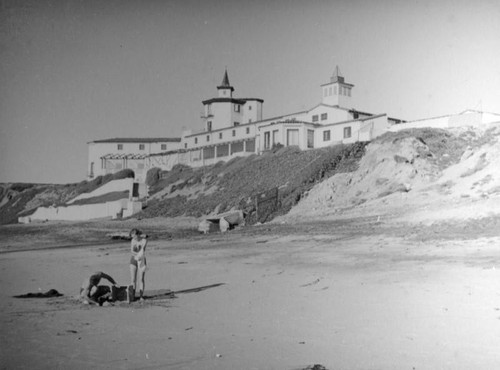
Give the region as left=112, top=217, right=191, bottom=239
left=129, top=228, right=148, bottom=302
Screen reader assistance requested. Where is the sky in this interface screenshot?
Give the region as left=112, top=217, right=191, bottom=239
left=1, top=0, right=499, bottom=184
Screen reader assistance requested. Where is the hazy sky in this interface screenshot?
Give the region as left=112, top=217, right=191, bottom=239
left=1, top=0, right=499, bottom=184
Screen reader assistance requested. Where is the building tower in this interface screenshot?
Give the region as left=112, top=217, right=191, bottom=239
left=201, top=69, right=264, bottom=132
left=320, top=66, right=354, bottom=108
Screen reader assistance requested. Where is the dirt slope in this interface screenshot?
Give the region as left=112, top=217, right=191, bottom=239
left=280, top=125, right=500, bottom=224
left=140, top=143, right=366, bottom=223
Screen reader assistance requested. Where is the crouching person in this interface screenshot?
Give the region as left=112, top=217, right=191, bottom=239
left=80, top=271, right=119, bottom=306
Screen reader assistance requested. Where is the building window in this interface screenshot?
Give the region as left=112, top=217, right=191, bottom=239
left=307, top=129, right=314, bottom=148
left=234, top=104, right=240, bottom=112
left=287, top=129, right=299, bottom=146
left=195, top=137, right=198, bottom=144
left=207, top=135, right=210, bottom=142
left=161, top=144, right=167, bottom=150
left=249, top=105, right=252, bottom=110
left=248, top=119, right=252, bottom=123
left=323, top=130, right=331, bottom=141
left=219, top=132, right=223, bottom=139
left=234, top=122, right=240, bottom=126
left=232, top=129, right=236, bottom=137
left=117, top=144, right=123, bottom=150
left=246, top=127, right=250, bottom=134
left=353, top=112, right=359, bottom=119
left=272, top=130, right=279, bottom=145
left=264, top=131, right=270, bottom=150
left=207, top=121, right=212, bottom=131
left=312, top=115, right=319, bottom=122
left=329, top=86, right=332, bottom=96
left=347, top=88, right=351, bottom=97
left=344, top=126, right=352, bottom=138
left=184, top=143, right=187, bottom=149
left=334, top=86, right=337, bottom=95
left=207, top=104, right=212, bottom=114
left=139, top=144, right=145, bottom=150
left=321, top=113, right=327, bottom=121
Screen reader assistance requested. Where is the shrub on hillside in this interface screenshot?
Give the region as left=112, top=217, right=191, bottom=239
left=146, top=167, right=161, bottom=186
left=10, top=183, right=36, bottom=192
left=374, top=128, right=469, bottom=170
left=271, top=143, right=284, bottom=153
left=171, top=164, right=191, bottom=173
left=74, top=171, right=126, bottom=195
left=138, top=142, right=368, bottom=223
left=113, top=169, right=135, bottom=180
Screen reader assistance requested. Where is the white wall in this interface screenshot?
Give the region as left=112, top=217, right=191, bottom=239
left=321, top=82, right=352, bottom=108
left=388, top=116, right=451, bottom=132
left=259, top=115, right=388, bottom=151
left=483, top=112, right=500, bottom=124
left=242, top=100, right=263, bottom=124
left=67, top=178, right=135, bottom=204
left=390, top=111, right=500, bottom=132
left=211, top=102, right=233, bottom=131
left=19, top=199, right=144, bottom=223
left=306, top=105, right=352, bottom=124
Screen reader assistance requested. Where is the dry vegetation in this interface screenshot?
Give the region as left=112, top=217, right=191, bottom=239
left=141, top=143, right=367, bottom=223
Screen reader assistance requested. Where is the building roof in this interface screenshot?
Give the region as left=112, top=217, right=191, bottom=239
left=460, top=109, right=500, bottom=116
left=321, top=113, right=387, bottom=127
left=217, top=69, right=234, bottom=92
left=331, top=65, right=344, bottom=83
left=202, top=97, right=264, bottom=105
left=258, top=110, right=309, bottom=123
left=90, top=137, right=181, bottom=144
left=101, top=153, right=149, bottom=159
left=257, top=113, right=388, bottom=130
left=320, top=65, right=354, bottom=87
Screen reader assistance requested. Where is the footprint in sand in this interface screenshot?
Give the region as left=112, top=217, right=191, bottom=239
left=300, top=278, right=322, bottom=287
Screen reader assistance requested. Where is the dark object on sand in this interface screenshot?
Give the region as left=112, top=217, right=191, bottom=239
left=14, top=289, right=63, bottom=298
left=303, top=365, right=328, bottom=370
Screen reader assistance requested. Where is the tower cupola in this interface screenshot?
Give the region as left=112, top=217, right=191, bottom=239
left=321, top=66, right=354, bottom=108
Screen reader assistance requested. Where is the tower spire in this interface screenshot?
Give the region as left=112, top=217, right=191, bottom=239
left=220, top=69, right=231, bottom=87
left=331, top=65, right=344, bottom=83
left=217, top=68, right=234, bottom=95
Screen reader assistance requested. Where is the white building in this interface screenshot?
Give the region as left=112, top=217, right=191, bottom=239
left=87, top=67, right=405, bottom=180
left=175, top=67, right=403, bottom=167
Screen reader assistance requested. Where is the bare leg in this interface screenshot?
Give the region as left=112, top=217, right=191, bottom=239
left=138, top=268, right=146, bottom=300
left=130, top=264, right=137, bottom=291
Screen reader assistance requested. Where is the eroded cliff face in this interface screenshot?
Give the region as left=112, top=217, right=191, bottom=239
left=282, top=126, right=500, bottom=223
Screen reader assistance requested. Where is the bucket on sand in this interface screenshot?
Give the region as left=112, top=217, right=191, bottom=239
left=111, top=286, right=128, bottom=301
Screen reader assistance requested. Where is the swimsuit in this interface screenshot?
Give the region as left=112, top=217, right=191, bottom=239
left=130, top=239, right=146, bottom=268
left=130, top=255, right=147, bottom=267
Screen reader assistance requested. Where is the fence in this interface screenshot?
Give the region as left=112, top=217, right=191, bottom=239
left=255, top=187, right=279, bottom=223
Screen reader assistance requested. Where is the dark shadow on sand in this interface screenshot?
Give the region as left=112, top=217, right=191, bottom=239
left=142, top=283, right=225, bottom=300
